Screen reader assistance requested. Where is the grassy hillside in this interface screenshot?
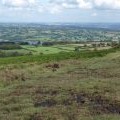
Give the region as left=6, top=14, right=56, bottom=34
left=0, top=48, right=120, bottom=120
left=0, top=47, right=119, bottom=65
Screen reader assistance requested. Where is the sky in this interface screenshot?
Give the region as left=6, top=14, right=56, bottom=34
left=0, top=0, right=120, bottom=23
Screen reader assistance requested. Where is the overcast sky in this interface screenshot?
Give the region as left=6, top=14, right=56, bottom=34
left=0, top=0, right=120, bottom=23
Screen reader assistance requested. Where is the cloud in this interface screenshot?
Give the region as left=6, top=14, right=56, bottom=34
left=50, top=5, right=62, bottom=14
left=77, top=0, right=92, bottom=9
left=91, top=12, right=97, bottom=16
left=49, top=0, right=120, bottom=10
left=93, top=0, right=120, bottom=10
left=2, top=0, right=36, bottom=8
left=1, top=0, right=120, bottom=14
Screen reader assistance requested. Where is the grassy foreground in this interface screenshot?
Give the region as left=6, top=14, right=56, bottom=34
left=0, top=48, right=120, bottom=120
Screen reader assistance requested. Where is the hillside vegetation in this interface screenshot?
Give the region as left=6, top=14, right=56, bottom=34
left=0, top=48, right=119, bottom=120
left=0, top=47, right=119, bottom=65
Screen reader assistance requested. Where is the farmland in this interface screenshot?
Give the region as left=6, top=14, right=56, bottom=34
left=0, top=23, right=120, bottom=42
left=0, top=23, right=119, bottom=57
left=21, top=44, right=87, bottom=55
left=0, top=44, right=82, bottom=57
left=0, top=43, right=112, bottom=58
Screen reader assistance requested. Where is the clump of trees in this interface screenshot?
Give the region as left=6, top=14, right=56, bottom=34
left=0, top=51, right=24, bottom=57
left=0, top=44, right=22, bottom=50
left=75, top=47, right=80, bottom=52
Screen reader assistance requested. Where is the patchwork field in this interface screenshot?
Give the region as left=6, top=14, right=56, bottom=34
left=21, top=44, right=84, bottom=55
left=19, top=44, right=111, bottom=55
left=0, top=49, right=119, bottom=120
left=0, top=44, right=80, bottom=57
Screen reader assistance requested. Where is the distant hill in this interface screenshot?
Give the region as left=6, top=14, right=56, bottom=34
left=0, top=23, right=120, bottom=42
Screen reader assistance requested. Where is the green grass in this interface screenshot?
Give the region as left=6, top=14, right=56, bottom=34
left=21, top=44, right=89, bottom=55
left=0, top=48, right=119, bottom=120
left=22, top=44, right=78, bottom=54
left=0, top=47, right=119, bottom=66
left=22, top=45, right=67, bottom=54
left=0, top=44, right=112, bottom=57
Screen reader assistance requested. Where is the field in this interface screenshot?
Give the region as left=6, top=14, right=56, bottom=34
left=0, top=44, right=76, bottom=57
left=0, top=48, right=119, bottom=120
left=0, top=43, right=111, bottom=57
left=21, top=44, right=87, bottom=55
left=22, top=45, right=74, bottom=54
left=0, top=44, right=86, bottom=57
